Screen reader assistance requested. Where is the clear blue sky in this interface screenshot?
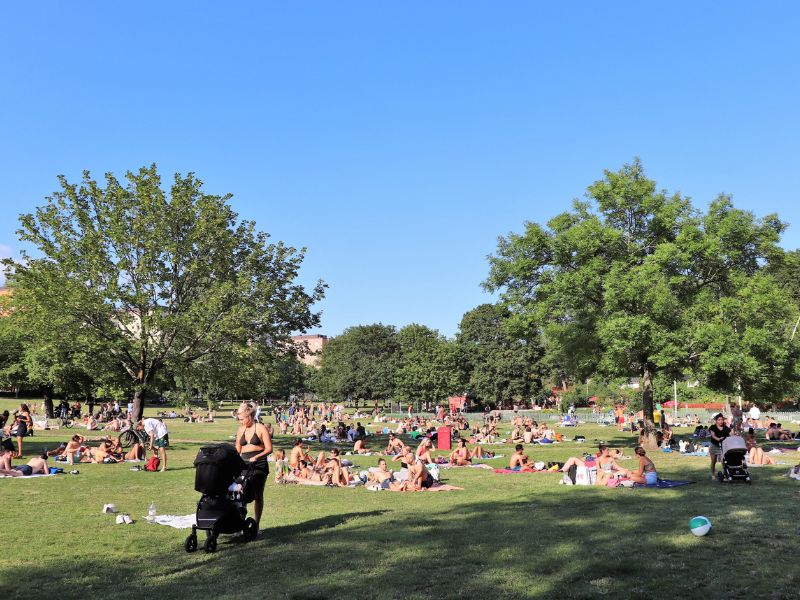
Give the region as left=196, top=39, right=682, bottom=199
left=1, top=2, right=799, bottom=337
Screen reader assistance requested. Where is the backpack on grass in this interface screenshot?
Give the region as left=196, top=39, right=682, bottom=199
left=145, top=454, right=161, bottom=472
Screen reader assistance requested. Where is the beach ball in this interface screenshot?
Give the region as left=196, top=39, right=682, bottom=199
left=689, top=516, right=712, bottom=536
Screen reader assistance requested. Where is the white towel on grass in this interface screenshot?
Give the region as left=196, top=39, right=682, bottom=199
left=152, top=514, right=197, bottom=529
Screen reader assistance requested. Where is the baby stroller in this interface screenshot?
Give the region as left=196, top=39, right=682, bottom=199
left=185, top=444, right=259, bottom=553
left=717, top=436, right=751, bottom=484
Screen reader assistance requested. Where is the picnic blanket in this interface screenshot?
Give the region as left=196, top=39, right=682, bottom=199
left=0, top=473, right=56, bottom=479
left=493, top=468, right=553, bottom=474
left=441, top=463, right=493, bottom=470
left=384, top=483, right=463, bottom=492
left=634, top=479, right=694, bottom=489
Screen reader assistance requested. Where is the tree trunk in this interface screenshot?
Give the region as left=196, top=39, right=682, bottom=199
left=41, top=386, right=55, bottom=419
left=641, top=365, right=658, bottom=450
left=132, top=388, right=146, bottom=421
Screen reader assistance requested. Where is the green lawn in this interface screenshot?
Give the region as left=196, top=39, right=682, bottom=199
left=1, top=399, right=799, bottom=599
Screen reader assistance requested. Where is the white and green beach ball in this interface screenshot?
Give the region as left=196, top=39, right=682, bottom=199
left=689, top=516, right=712, bottom=536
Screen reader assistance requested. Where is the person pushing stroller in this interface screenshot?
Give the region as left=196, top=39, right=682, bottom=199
left=235, top=401, right=272, bottom=529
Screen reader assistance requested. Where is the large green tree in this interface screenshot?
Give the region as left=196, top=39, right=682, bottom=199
left=5, top=165, right=324, bottom=419
left=312, top=323, right=400, bottom=403
left=394, top=324, right=463, bottom=410
left=456, top=304, right=543, bottom=408
left=485, top=160, right=785, bottom=446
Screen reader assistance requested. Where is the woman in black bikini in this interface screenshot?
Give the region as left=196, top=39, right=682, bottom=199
left=235, top=402, right=272, bottom=528
left=13, top=404, right=32, bottom=458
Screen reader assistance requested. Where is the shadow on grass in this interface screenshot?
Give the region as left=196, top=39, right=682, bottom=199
left=6, top=474, right=799, bottom=600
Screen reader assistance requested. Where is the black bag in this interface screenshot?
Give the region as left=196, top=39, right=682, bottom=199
left=194, top=444, right=244, bottom=495
left=567, top=464, right=578, bottom=485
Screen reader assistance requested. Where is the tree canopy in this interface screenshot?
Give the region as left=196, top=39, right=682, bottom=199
left=4, top=165, right=324, bottom=418
left=485, top=159, right=796, bottom=446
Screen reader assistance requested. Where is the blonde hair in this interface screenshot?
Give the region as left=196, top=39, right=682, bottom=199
left=238, top=402, right=256, bottom=419
left=274, top=448, right=285, bottom=461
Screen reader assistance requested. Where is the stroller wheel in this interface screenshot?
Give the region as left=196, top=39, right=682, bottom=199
left=244, top=517, right=258, bottom=542
left=204, top=536, right=217, bottom=553
left=184, top=534, right=197, bottom=553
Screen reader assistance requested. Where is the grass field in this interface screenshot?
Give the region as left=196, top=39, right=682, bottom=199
left=2, top=398, right=799, bottom=600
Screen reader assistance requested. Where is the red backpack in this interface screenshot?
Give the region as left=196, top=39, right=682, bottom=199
left=145, top=455, right=161, bottom=472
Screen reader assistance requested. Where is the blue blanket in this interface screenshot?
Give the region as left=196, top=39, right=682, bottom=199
left=635, top=479, right=694, bottom=488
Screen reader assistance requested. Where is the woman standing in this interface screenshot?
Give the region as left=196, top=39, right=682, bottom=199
left=13, top=404, right=32, bottom=458
left=235, top=402, right=272, bottom=529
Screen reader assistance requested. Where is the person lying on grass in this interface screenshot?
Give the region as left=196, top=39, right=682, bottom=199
left=559, top=444, right=631, bottom=485
left=0, top=450, right=49, bottom=477
left=469, top=445, right=495, bottom=460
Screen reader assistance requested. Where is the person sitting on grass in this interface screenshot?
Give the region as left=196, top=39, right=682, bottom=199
left=745, top=428, right=776, bottom=465
left=415, top=437, right=434, bottom=464
left=390, top=449, right=433, bottom=491
left=56, top=434, right=87, bottom=464
left=288, top=438, right=311, bottom=469
left=384, top=432, right=406, bottom=455
left=509, top=444, right=532, bottom=471
left=628, top=446, right=658, bottom=485
left=321, top=448, right=350, bottom=487
left=353, top=437, right=370, bottom=454
left=366, top=458, right=395, bottom=488
left=448, top=438, right=471, bottom=466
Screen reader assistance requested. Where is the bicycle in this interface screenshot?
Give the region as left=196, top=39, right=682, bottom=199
left=117, top=428, right=148, bottom=449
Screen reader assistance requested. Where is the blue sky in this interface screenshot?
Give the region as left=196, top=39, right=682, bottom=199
left=1, top=2, right=799, bottom=337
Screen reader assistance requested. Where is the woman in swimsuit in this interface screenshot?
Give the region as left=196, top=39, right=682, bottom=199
left=235, top=402, right=272, bottom=528
left=628, top=446, right=657, bottom=485
left=13, top=404, right=32, bottom=458
left=448, top=438, right=471, bottom=466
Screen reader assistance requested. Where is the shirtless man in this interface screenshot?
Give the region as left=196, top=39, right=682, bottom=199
left=289, top=439, right=310, bottom=469
left=384, top=433, right=406, bottom=455
left=0, top=452, right=49, bottom=477
left=353, top=438, right=370, bottom=454
left=58, top=435, right=86, bottom=465
left=390, top=450, right=433, bottom=491
left=509, top=444, right=531, bottom=470
left=367, top=458, right=395, bottom=488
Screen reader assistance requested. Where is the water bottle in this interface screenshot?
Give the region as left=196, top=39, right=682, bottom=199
left=148, top=501, right=157, bottom=521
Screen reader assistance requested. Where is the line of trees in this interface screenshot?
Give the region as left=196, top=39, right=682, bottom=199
left=308, top=304, right=545, bottom=409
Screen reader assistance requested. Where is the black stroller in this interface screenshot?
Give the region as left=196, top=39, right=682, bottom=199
left=185, top=444, right=259, bottom=553
left=717, top=436, right=751, bottom=484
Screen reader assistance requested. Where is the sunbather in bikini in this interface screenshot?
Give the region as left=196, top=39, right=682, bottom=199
left=628, top=446, right=658, bottom=485
left=448, top=438, right=471, bottom=466
left=415, top=438, right=434, bottom=464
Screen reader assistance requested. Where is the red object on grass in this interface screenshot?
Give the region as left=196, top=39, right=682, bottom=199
left=437, top=427, right=451, bottom=450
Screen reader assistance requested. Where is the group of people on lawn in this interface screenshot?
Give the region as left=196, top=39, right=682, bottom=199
left=0, top=402, right=170, bottom=475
